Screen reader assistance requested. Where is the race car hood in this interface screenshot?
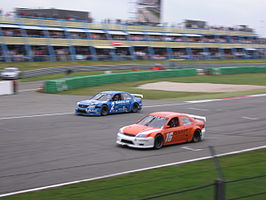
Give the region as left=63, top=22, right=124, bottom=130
left=121, top=124, right=160, bottom=136
left=1, top=72, right=18, bottom=76
left=78, top=99, right=107, bottom=106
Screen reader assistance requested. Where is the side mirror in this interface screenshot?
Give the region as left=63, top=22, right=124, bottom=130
left=165, top=125, right=171, bottom=129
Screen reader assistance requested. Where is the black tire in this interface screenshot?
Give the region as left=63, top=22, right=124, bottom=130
left=101, top=105, right=108, bottom=116
left=153, top=134, right=164, bottom=149
left=131, top=103, right=139, bottom=113
left=192, top=130, right=201, bottom=143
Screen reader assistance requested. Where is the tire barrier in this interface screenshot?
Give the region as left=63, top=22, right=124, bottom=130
left=44, top=68, right=197, bottom=93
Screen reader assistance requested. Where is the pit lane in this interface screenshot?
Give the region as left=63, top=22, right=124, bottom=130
left=0, top=91, right=265, bottom=194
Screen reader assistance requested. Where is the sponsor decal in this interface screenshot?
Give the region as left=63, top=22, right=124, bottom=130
left=56, top=80, right=68, bottom=92
left=112, top=41, right=123, bottom=45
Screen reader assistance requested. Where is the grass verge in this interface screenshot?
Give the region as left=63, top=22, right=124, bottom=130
left=57, top=73, right=266, bottom=100
left=2, top=148, right=265, bottom=200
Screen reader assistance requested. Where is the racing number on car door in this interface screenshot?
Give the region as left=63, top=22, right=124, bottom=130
left=165, top=117, right=187, bottom=144
left=165, top=132, right=173, bottom=142
left=111, top=94, right=125, bottom=113
left=165, top=128, right=186, bottom=144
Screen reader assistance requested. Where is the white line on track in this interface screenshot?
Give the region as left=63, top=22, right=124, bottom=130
left=249, top=94, right=266, bottom=97
left=185, top=93, right=266, bottom=104
left=0, top=145, right=265, bottom=198
left=181, top=146, right=203, bottom=151
left=0, top=112, right=73, bottom=121
left=185, top=99, right=219, bottom=103
left=242, top=116, right=258, bottom=120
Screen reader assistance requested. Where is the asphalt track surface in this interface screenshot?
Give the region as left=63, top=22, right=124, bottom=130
left=0, top=84, right=266, bottom=195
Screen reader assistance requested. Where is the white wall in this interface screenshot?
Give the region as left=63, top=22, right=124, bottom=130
left=0, top=81, right=13, bottom=95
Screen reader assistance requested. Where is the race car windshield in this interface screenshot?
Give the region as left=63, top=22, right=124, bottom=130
left=5, top=68, right=17, bottom=72
left=137, top=115, right=167, bottom=128
left=91, top=93, right=111, bottom=101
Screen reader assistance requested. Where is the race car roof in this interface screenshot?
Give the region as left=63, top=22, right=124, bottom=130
left=149, top=112, right=182, bottom=118
left=100, top=91, right=125, bottom=95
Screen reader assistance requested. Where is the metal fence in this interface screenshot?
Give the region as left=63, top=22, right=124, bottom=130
left=21, top=64, right=154, bottom=78
left=135, top=175, right=266, bottom=200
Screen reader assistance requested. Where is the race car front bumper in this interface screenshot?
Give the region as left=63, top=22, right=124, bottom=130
left=75, top=107, right=102, bottom=116
left=116, top=132, right=154, bottom=149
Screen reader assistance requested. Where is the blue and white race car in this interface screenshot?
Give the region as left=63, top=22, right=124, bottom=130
left=75, top=91, right=143, bottom=116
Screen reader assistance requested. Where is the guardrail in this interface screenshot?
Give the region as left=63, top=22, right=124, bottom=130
left=21, top=65, right=155, bottom=78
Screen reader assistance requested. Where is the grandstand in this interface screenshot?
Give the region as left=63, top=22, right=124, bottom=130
left=0, top=12, right=265, bottom=62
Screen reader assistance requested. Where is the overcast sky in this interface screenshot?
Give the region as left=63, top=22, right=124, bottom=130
left=1, top=0, right=266, bottom=37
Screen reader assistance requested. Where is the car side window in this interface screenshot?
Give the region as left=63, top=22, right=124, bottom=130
left=112, top=94, right=123, bottom=101
left=167, top=117, right=179, bottom=128
left=181, top=117, right=193, bottom=125
left=122, top=93, right=132, bottom=100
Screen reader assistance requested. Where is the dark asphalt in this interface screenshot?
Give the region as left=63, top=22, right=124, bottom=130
left=0, top=91, right=265, bottom=194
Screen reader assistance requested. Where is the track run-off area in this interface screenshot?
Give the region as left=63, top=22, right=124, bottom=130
left=0, top=88, right=266, bottom=196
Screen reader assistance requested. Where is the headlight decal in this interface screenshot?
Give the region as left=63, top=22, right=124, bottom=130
left=136, top=133, right=147, bottom=138
left=136, top=129, right=162, bottom=138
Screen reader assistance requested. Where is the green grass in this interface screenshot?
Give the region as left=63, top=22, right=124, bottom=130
left=2, top=148, right=265, bottom=200
left=57, top=73, right=266, bottom=100
left=1, top=59, right=266, bottom=71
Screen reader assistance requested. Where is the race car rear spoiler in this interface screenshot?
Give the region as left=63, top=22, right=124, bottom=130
left=183, top=113, right=206, bottom=122
left=131, top=94, right=144, bottom=98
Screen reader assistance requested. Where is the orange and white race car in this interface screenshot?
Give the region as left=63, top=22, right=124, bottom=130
left=116, top=112, right=206, bottom=149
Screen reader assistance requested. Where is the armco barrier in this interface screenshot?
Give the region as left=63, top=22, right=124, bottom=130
left=44, top=68, right=197, bottom=93
left=208, top=66, right=266, bottom=75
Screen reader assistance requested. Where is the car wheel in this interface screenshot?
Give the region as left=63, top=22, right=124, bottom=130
left=131, top=103, right=139, bottom=113
left=101, top=105, right=108, bottom=116
left=154, top=134, right=164, bottom=149
left=192, top=130, right=201, bottom=143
